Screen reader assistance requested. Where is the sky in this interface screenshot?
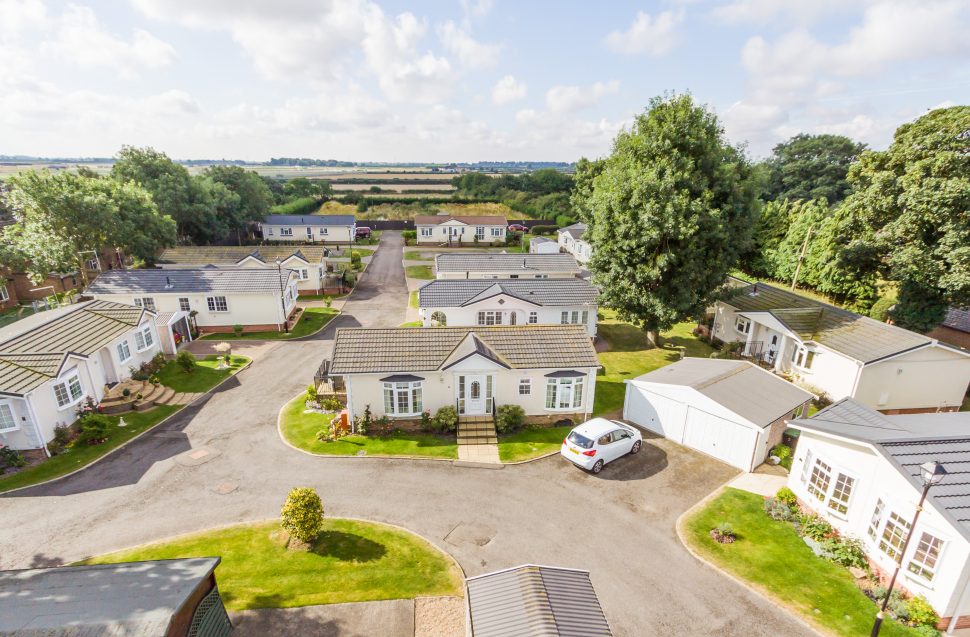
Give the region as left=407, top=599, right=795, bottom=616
left=1, top=0, right=968, bottom=162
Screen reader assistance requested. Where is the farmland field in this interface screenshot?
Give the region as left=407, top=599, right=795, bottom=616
left=316, top=199, right=520, bottom=221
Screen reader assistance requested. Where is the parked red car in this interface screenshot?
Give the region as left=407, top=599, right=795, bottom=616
left=355, top=227, right=372, bottom=238
left=507, top=224, right=528, bottom=233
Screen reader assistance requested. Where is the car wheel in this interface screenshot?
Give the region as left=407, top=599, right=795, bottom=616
left=630, top=441, right=642, bottom=454
left=590, top=460, right=604, bottom=474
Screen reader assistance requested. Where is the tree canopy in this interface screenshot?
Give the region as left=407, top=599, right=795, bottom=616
left=283, top=177, right=332, bottom=201
left=0, top=170, right=175, bottom=282
left=764, top=133, right=867, bottom=204
left=204, top=165, right=275, bottom=239
left=578, top=94, right=760, bottom=341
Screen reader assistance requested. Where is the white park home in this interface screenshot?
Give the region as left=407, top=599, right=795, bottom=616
left=434, top=254, right=581, bottom=280
left=87, top=268, right=299, bottom=334
left=417, top=279, right=599, bottom=336
left=0, top=301, right=161, bottom=453
left=260, top=214, right=356, bottom=244
left=558, top=222, right=592, bottom=264
left=712, top=281, right=970, bottom=412
left=157, top=246, right=345, bottom=296
left=788, top=399, right=970, bottom=632
left=328, top=325, right=599, bottom=425
left=528, top=236, right=560, bottom=254
left=414, top=214, right=507, bottom=246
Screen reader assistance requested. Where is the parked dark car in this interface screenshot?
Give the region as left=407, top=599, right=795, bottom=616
left=507, top=224, right=528, bottom=233
left=355, top=227, right=372, bottom=238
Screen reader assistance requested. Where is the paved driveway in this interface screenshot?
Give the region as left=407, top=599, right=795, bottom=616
left=0, top=231, right=813, bottom=637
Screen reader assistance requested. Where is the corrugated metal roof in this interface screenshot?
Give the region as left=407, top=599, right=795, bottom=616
left=87, top=268, right=294, bottom=295
left=158, top=245, right=328, bottom=266
left=0, top=301, right=151, bottom=395
left=630, top=358, right=812, bottom=427
left=329, top=325, right=598, bottom=375
left=414, top=215, right=507, bottom=226
left=418, top=279, right=598, bottom=308
left=724, top=282, right=934, bottom=363
left=466, top=564, right=612, bottom=637
left=435, top=254, right=581, bottom=274
left=263, top=214, right=355, bottom=226
left=0, top=557, right=220, bottom=636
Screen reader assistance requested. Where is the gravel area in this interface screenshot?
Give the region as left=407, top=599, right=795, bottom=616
left=415, top=596, right=465, bottom=637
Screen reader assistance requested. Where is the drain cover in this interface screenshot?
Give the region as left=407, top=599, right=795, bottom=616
left=444, top=522, right=496, bottom=548
left=213, top=481, right=239, bottom=495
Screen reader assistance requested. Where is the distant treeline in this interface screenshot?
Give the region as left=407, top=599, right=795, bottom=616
left=329, top=178, right=454, bottom=185
left=270, top=196, right=325, bottom=216
left=450, top=170, right=576, bottom=225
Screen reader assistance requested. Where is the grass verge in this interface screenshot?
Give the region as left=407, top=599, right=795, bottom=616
left=280, top=393, right=457, bottom=459
left=405, top=265, right=434, bottom=280
left=80, top=519, right=463, bottom=610
left=156, top=355, right=250, bottom=393
left=498, top=425, right=572, bottom=462
left=683, top=488, right=920, bottom=637
left=409, top=291, right=418, bottom=308
left=201, top=308, right=338, bottom=340
left=594, top=312, right=713, bottom=416
left=0, top=406, right=180, bottom=494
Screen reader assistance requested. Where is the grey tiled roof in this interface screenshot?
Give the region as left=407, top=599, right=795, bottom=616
left=723, top=282, right=934, bottom=363
left=418, top=279, right=598, bottom=308
left=263, top=214, right=355, bottom=226
left=558, top=222, right=587, bottom=241
left=944, top=307, right=970, bottom=333
left=790, top=398, right=970, bottom=539
left=467, top=564, right=612, bottom=637
left=530, top=236, right=555, bottom=244
left=631, top=358, right=812, bottom=427
left=414, top=214, right=507, bottom=226
left=0, top=301, right=152, bottom=395
left=435, top=253, right=581, bottom=274
left=0, top=558, right=220, bottom=636
left=329, top=325, right=598, bottom=374
left=159, top=245, right=328, bottom=266
left=87, top=268, right=293, bottom=295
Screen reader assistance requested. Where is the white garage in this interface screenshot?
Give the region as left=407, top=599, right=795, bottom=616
left=623, top=358, right=813, bottom=471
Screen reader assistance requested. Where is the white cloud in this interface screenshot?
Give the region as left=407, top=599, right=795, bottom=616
left=492, top=75, right=526, bottom=105
left=711, top=0, right=870, bottom=26
left=545, top=80, right=620, bottom=113
left=460, top=0, right=493, bottom=28
left=438, top=20, right=500, bottom=69
left=604, top=10, right=683, bottom=56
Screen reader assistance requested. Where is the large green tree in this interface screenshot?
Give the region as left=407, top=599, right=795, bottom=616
left=579, top=94, right=760, bottom=343
left=823, top=106, right=970, bottom=330
left=0, top=170, right=175, bottom=283
left=204, top=165, right=274, bottom=243
left=764, top=133, right=867, bottom=204
left=283, top=177, right=332, bottom=201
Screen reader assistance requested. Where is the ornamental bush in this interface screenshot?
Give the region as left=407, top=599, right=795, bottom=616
left=176, top=350, right=196, bottom=373
left=432, top=406, right=458, bottom=433
left=76, top=414, right=112, bottom=445
left=770, top=443, right=792, bottom=462
left=280, top=487, right=325, bottom=546
left=763, top=497, right=796, bottom=522
left=906, top=595, right=940, bottom=628
left=797, top=513, right=834, bottom=541
left=819, top=536, right=867, bottom=569
left=775, top=486, right=797, bottom=509
left=495, top=404, right=526, bottom=434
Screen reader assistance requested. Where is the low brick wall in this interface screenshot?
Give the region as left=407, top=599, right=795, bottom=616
left=522, top=413, right=583, bottom=427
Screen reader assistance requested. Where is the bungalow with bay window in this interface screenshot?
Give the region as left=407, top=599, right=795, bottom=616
left=712, top=281, right=970, bottom=413
left=87, top=268, right=299, bottom=334
left=0, top=300, right=161, bottom=453
left=415, top=215, right=507, bottom=246
left=787, top=399, right=970, bottom=632
left=260, top=214, right=356, bottom=244
left=327, top=325, right=599, bottom=425
left=417, top=278, right=599, bottom=336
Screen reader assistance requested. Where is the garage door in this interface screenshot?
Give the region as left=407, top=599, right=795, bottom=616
left=682, top=408, right=757, bottom=471
left=624, top=385, right=687, bottom=440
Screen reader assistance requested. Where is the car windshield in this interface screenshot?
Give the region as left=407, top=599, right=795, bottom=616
left=567, top=432, right=593, bottom=449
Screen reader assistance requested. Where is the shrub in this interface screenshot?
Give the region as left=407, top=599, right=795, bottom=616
left=321, top=397, right=343, bottom=412
left=324, top=296, right=333, bottom=308
left=710, top=521, right=736, bottom=543
left=432, top=406, right=458, bottom=433
left=819, top=536, right=867, bottom=569
left=271, top=196, right=322, bottom=216
left=907, top=595, right=940, bottom=628
left=770, top=443, right=792, bottom=462
left=889, top=596, right=910, bottom=623
left=350, top=251, right=362, bottom=269
left=775, top=486, right=797, bottom=509
left=0, top=446, right=28, bottom=471
left=401, top=230, right=417, bottom=245
left=232, top=324, right=244, bottom=337
left=797, top=513, right=834, bottom=541
left=122, top=388, right=131, bottom=397
left=763, top=497, right=796, bottom=522
left=531, top=225, right=557, bottom=235
left=420, top=410, right=434, bottom=432
left=176, top=350, right=196, bottom=373
left=869, top=296, right=897, bottom=322
left=356, top=199, right=369, bottom=212
left=494, top=404, right=525, bottom=434
left=353, top=404, right=373, bottom=435
left=280, top=487, right=325, bottom=545
left=76, top=414, right=112, bottom=445
left=52, top=424, right=72, bottom=447
left=306, top=384, right=319, bottom=403
left=911, top=625, right=941, bottom=637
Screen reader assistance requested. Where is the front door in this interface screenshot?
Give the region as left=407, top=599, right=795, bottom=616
left=465, top=375, right=486, bottom=415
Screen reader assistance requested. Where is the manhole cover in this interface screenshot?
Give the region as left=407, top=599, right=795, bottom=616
left=174, top=447, right=221, bottom=467
left=213, top=481, right=239, bottom=495
left=189, top=450, right=209, bottom=460
left=444, top=523, right=496, bottom=548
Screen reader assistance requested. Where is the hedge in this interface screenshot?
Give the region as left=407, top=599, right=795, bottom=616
left=271, top=197, right=323, bottom=216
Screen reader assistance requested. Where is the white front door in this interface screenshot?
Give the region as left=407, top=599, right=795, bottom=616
left=465, top=375, right=486, bottom=415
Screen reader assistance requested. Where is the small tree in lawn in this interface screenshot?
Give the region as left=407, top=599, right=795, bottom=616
left=280, top=487, right=324, bottom=549
left=176, top=350, right=196, bottom=373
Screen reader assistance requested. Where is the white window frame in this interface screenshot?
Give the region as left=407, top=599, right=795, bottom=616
left=518, top=378, right=531, bottom=395
left=477, top=311, right=503, bottom=326
left=907, top=531, right=945, bottom=583
left=545, top=376, right=584, bottom=411
left=491, top=227, right=504, bottom=237
left=52, top=371, right=84, bottom=410
left=420, top=227, right=433, bottom=237
left=528, top=311, right=538, bottom=324
left=134, top=325, right=155, bottom=352
left=321, top=227, right=329, bottom=235
left=476, top=226, right=485, bottom=240
left=134, top=297, right=156, bottom=311
left=792, top=345, right=815, bottom=370
left=306, top=227, right=313, bottom=237
left=280, top=227, right=293, bottom=237
left=117, top=339, right=131, bottom=363
left=207, top=296, right=228, bottom=312
left=297, top=268, right=309, bottom=281
left=382, top=381, right=423, bottom=417
left=0, top=284, right=8, bottom=302
left=0, top=400, right=18, bottom=433
left=803, top=455, right=856, bottom=518
left=267, top=227, right=273, bottom=236
left=735, top=316, right=751, bottom=335
left=178, top=297, right=190, bottom=312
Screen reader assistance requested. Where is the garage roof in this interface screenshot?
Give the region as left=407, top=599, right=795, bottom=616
left=629, top=358, right=814, bottom=428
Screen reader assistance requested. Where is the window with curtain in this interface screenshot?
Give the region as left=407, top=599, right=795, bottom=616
left=545, top=377, right=584, bottom=410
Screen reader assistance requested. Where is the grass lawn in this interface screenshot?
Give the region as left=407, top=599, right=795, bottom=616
left=498, top=425, right=572, bottom=462
left=201, top=308, right=338, bottom=340
left=399, top=320, right=422, bottom=327
left=684, top=489, right=920, bottom=637
left=349, top=247, right=375, bottom=259
left=280, top=393, right=457, bottom=459
left=80, top=519, right=463, bottom=610
left=0, top=406, right=180, bottom=494
left=406, top=265, right=434, bottom=280
left=403, top=251, right=435, bottom=261
left=409, top=291, right=418, bottom=308
left=594, top=312, right=714, bottom=417
left=156, top=355, right=250, bottom=393
left=0, top=306, right=32, bottom=329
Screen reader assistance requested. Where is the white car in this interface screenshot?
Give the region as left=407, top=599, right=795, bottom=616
left=560, top=418, right=643, bottom=474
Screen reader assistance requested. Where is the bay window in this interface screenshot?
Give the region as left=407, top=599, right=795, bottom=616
left=134, top=326, right=155, bottom=351
left=907, top=532, right=944, bottom=582
left=382, top=381, right=423, bottom=416
left=545, top=377, right=584, bottom=410
left=53, top=372, right=83, bottom=409
left=867, top=498, right=946, bottom=582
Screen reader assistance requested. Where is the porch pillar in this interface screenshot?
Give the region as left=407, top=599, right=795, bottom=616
left=742, top=320, right=755, bottom=356
left=774, top=335, right=788, bottom=373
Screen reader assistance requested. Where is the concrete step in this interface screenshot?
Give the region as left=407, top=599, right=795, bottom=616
left=457, top=434, right=498, bottom=445
left=458, top=423, right=495, bottom=433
